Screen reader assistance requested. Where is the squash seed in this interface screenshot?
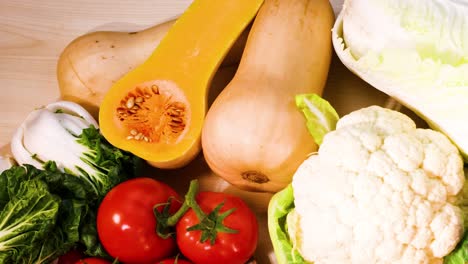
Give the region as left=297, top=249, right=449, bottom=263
left=115, top=81, right=189, bottom=144
left=126, top=97, right=135, bottom=108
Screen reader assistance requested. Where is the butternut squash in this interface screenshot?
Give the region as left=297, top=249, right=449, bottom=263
left=201, top=0, right=335, bottom=192
left=57, top=19, right=248, bottom=119
left=98, top=0, right=263, bottom=169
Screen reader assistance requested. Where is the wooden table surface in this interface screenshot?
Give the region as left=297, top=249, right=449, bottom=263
left=0, top=0, right=395, bottom=263
left=0, top=0, right=350, bottom=147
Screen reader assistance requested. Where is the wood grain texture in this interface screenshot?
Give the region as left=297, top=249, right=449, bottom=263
left=0, top=1, right=392, bottom=263
left=0, top=0, right=192, bottom=146
left=0, top=0, right=356, bottom=147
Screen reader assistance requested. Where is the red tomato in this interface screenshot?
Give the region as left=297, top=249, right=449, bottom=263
left=74, top=257, right=111, bottom=264
left=97, top=177, right=182, bottom=263
left=157, top=258, right=193, bottom=264
left=57, top=249, right=84, bottom=264
left=176, top=192, right=258, bottom=264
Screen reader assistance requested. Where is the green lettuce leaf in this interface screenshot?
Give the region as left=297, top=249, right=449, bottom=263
left=268, top=184, right=305, bottom=264
left=295, top=94, right=339, bottom=145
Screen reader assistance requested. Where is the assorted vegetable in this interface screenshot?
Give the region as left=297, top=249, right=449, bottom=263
left=201, top=0, right=335, bottom=192
left=96, top=177, right=258, bottom=263
left=98, top=0, right=263, bottom=170
left=332, top=0, right=468, bottom=161
left=97, top=177, right=181, bottom=263
left=175, top=190, right=258, bottom=264
left=1, top=100, right=142, bottom=262
left=0, top=164, right=105, bottom=263
left=3, top=0, right=468, bottom=263
left=57, top=19, right=248, bottom=119
left=154, top=179, right=259, bottom=264
left=269, top=105, right=468, bottom=264
left=10, top=101, right=142, bottom=198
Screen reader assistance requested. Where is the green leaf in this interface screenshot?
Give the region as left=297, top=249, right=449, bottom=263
left=76, top=125, right=143, bottom=198
left=268, top=184, right=305, bottom=264
left=0, top=178, right=60, bottom=263
left=79, top=209, right=111, bottom=258
left=444, top=231, right=468, bottom=263
left=295, top=94, right=339, bottom=145
left=0, top=164, right=108, bottom=263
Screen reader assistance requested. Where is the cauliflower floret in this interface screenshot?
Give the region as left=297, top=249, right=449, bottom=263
left=291, top=106, right=465, bottom=264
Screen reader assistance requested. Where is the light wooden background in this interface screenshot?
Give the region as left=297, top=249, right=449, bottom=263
left=0, top=0, right=348, bottom=148
left=0, top=1, right=395, bottom=263
left=0, top=0, right=195, bottom=146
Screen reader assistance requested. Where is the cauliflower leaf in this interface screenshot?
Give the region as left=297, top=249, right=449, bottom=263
left=268, top=184, right=305, bottom=264
left=295, top=94, right=339, bottom=145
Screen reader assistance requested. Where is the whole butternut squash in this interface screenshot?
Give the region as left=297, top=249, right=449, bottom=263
left=201, top=0, right=335, bottom=192
left=57, top=19, right=248, bottom=119
left=98, top=0, right=263, bottom=169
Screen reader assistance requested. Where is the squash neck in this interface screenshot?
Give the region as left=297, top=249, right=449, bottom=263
left=143, top=0, right=264, bottom=84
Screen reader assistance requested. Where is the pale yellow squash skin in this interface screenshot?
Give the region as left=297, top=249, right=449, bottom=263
left=57, top=19, right=248, bottom=119
left=57, top=21, right=174, bottom=119
left=202, top=0, right=335, bottom=192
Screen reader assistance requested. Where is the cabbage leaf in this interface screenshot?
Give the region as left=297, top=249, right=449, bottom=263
left=332, top=0, right=468, bottom=161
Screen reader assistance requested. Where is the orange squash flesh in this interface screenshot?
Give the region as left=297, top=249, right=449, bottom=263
left=99, top=0, right=264, bottom=169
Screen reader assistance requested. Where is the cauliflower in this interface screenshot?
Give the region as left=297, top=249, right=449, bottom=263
left=290, top=106, right=465, bottom=264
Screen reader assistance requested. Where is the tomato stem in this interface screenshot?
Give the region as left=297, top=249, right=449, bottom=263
left=166, top=179, right=200, bottom=225
left=155, top=179, right=238, bottom=244
left=155, top=179, right=200, bottom=238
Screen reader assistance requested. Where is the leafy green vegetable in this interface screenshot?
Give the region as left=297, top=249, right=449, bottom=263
left=0, top=166, right=67, bottom=263
left=0, top=163, right=114, bottom=263
left=444, top=232, right=468, bottom=264
left=0, top=180, right=59, bottom=263
left=69, top=125, right=143, bottom=198
left=268, top=184, right=305, bottom=264
left=11, top=102, right=143, bottom=199
left=5, top=101, right=142, bottom=261
left=295, top=94, right=339, bottom=145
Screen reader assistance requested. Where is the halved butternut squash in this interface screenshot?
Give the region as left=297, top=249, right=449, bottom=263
left=99, top=0, right=264, bottom=169
left=57, top=19, right=249, bottom=119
